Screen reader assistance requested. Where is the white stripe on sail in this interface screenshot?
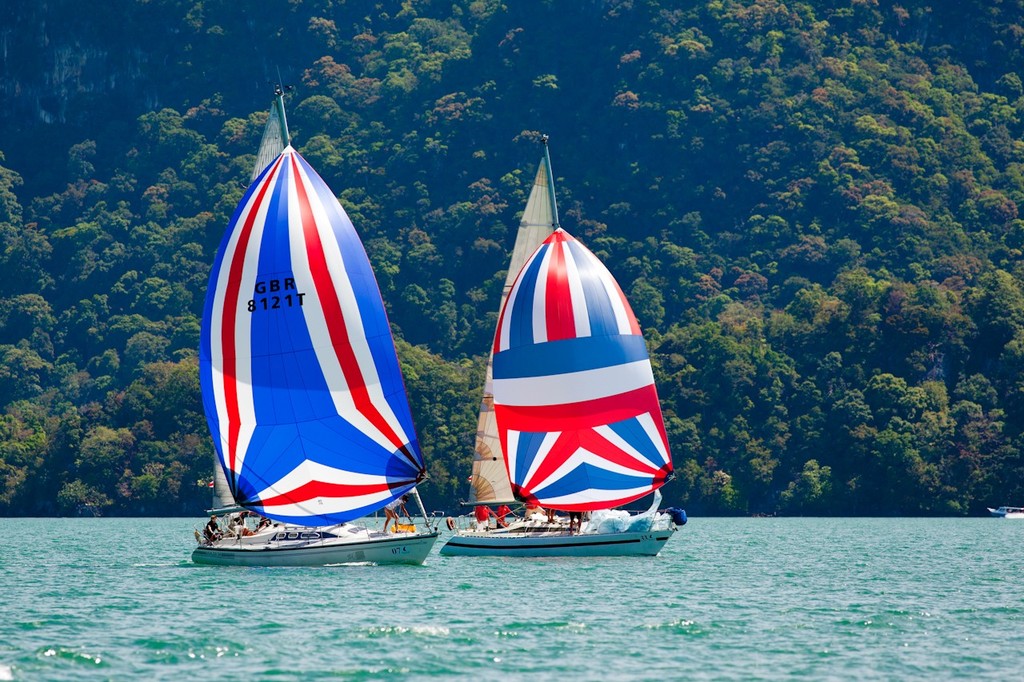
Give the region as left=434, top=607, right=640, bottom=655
left=562, top=241, right=591, bottom=338
left=504, top=426, right=520, bottom=495
left=493, top=359, right=654, bottom=407
left=530, top=245, right=553, bottom=344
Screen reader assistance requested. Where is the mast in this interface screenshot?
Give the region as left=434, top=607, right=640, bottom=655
left=251, top=84, right=292, bottom=181
left=541, top=135, right=560, bottom=229
left=273, top=84, right=290, bottom=146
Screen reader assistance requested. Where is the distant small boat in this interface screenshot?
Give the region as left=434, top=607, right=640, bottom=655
left=192, top=88, right=438, bottom=566
left=440, top=137, right=683, bottom=558
left=988, top=506, right=1024, bottom=518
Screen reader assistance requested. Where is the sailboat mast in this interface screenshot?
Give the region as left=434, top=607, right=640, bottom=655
left=273, top=84, right=291, bottom=146
left=541, top=135, right=560, bottom=228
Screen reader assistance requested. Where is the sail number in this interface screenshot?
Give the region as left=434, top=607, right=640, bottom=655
left=247, top=278, right=307, bottom=313
left=392, top=546, right=409, bottom=555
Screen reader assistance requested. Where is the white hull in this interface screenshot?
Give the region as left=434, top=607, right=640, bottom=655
left=988, top=506, right=1024, bottom=519
left=192, top=525, right=439, bottom=566
left=440, top=527, right=675, bottom=557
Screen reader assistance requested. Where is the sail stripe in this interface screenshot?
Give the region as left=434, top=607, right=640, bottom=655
left=543, top=238, right=575, bottom=341
left=492, top=335, right=650, bottom=379
left=493, top=359, right=654, bottom=407
left=563, top=242, right=591, bottom=338
left=257, top=480, right=398, bottom=508
left=495, top=385, right=661, bottom=431
left=290, top=156, right=409, bottom=455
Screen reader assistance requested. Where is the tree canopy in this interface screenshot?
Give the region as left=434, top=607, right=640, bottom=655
left=0, top=0, right=1022, bottom=516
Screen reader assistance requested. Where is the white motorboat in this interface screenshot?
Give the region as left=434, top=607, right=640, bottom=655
left=988, top=506, right=1024, bottom=518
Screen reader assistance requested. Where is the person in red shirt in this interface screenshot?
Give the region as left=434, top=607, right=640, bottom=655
left=474, top=505, right=496, bottom=530
left=495, top=504, right=514, bottom=527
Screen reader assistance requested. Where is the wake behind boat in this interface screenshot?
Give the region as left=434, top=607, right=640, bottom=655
left=988, top=506, right=1024, bottom=518
left=192, top=89, right=438, bottom=566
left=440, top=138, right=684, bottom=558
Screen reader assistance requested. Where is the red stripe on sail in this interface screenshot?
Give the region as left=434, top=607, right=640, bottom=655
left=256, top=479, right=403, bottom=508
left=291, top=157, right=407, bottom=455
left=544, top=235, right=576, bottom=341
left=221, top=155, right=285, bottom=476
left=495, top=384, right=662, bottom=432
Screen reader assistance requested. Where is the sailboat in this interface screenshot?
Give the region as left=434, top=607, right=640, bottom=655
left=192, top=89, right=439, bottom=566
left=440, top=139, right=683, bottom=557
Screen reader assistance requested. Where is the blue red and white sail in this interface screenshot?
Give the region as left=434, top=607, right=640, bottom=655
left=491, top=228, right=673, bottom=511
left=200, top=147, right=424, bottom=526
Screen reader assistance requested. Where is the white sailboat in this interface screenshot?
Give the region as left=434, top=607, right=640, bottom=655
left=440, top=139, right=685, bottom=558
left=192, top=90, right=438, bottom=566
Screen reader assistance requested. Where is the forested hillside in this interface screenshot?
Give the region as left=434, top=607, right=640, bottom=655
left=1, top=0, right=1022, bottom=516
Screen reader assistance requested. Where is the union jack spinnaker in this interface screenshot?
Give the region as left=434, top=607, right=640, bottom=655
left=199, top=147, right=424, bottom=526
left=491, top=228, right=673, bottom=511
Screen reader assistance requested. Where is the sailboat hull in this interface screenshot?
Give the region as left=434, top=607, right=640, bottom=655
left=192, top=531, right=439, bottom=567
left=439, top=528, right=675, bottom=557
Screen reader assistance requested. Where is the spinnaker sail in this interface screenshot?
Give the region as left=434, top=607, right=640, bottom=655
left=491, top=228, right=673, bottom=511
left=199, top=147, right=425, bottom=526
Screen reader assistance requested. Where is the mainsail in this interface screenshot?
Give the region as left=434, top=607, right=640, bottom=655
left=252, top=88, right=290, bottom=182
left=200, top=146, right=425, bottom=526
left=467, top=139, right=558, bottom=505
left=491, top=228, right=673, bottom=511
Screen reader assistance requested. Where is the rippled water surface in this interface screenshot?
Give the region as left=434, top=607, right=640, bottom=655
left=1, top=517, right=1022, bottom=680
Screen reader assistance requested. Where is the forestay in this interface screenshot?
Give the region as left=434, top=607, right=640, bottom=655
left=491, top=228, right=673, bottom=511
left=200, top=147, right=424, bottom=526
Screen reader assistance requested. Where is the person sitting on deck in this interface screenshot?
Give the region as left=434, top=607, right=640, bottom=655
left=230, top=512, right=254, bottom=537
left=203, top=515, right=221, bottom=543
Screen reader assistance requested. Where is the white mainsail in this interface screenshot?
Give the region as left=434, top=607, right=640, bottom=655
left=251, top=88, right=290, bottom=182
left=467, top=138, right=559, bottom=504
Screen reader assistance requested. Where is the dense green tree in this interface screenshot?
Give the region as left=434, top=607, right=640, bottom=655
left=0, top=0, right=1022, bottom=515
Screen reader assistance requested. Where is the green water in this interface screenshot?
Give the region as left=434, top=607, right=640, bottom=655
left=1, top=517, right=1020, bottom=680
